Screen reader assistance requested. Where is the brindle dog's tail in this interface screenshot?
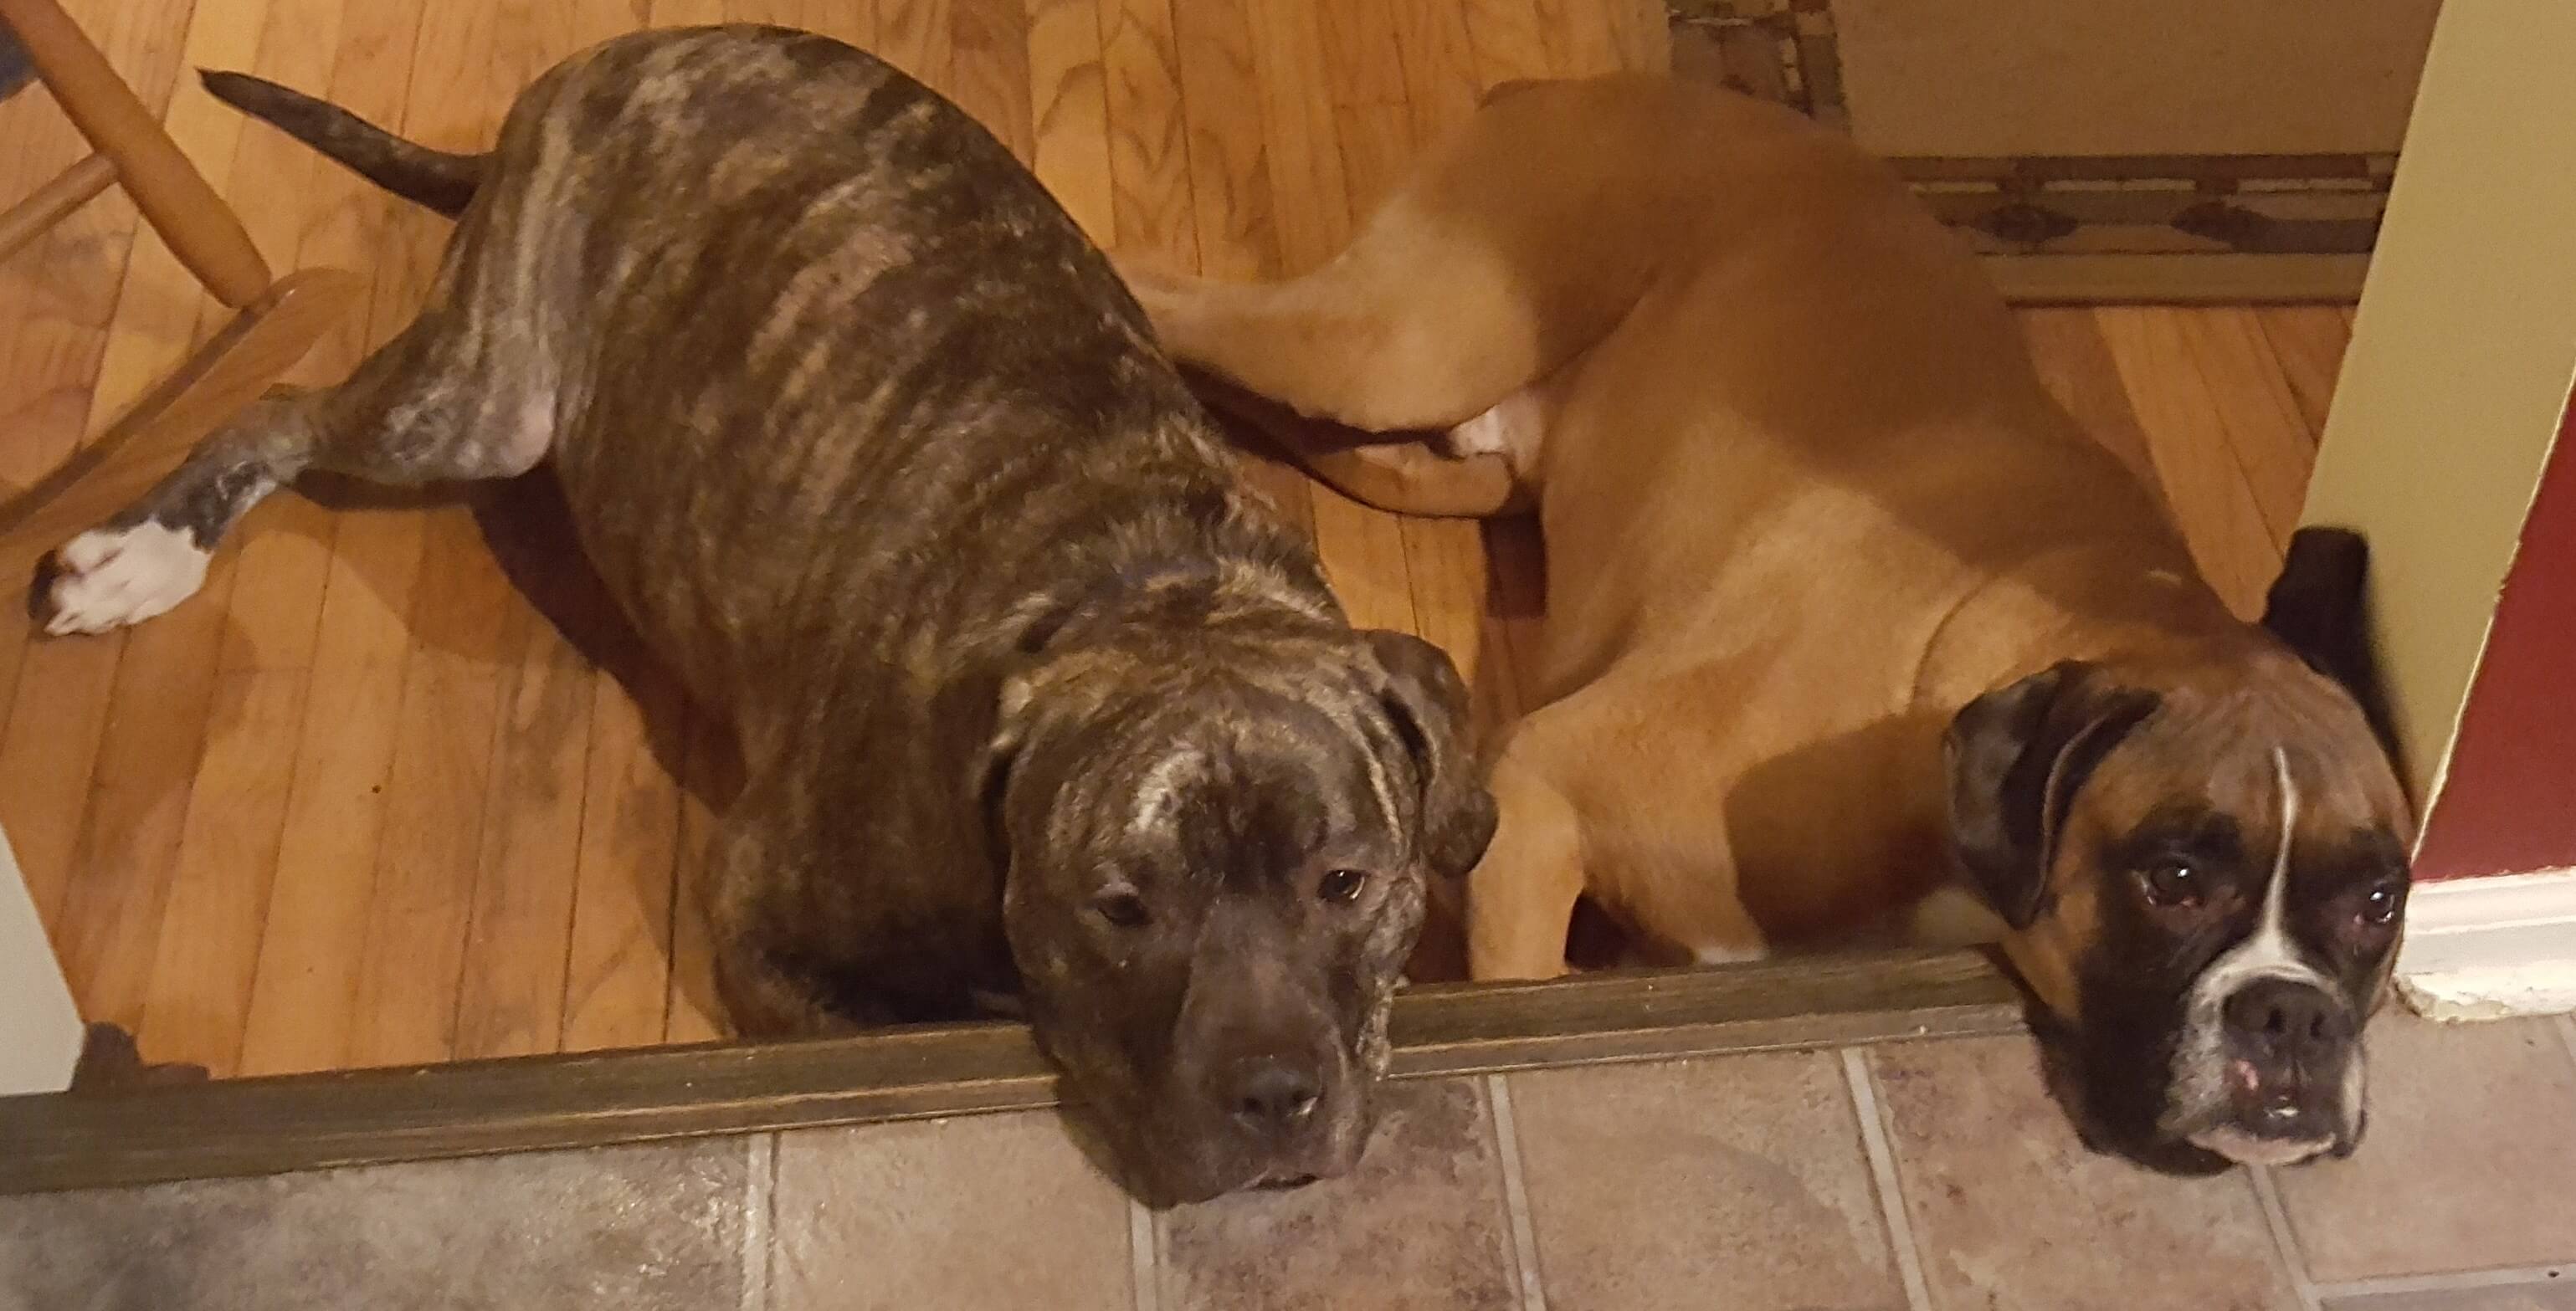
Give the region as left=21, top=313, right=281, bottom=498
left=199, top=70, right=485, bottom=218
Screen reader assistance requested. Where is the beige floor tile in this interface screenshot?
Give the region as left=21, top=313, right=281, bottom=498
left=1505, top=1052, right=1906, bottom=1310
left=770, top=1111, right=1133, bottom=1311
left=1870, top=1036, right=2298, bottom=1311
left=2276, top=1015, right=2576, bottom=1282
left=0, top=1138, right=749, bottom=1311
left=1157, top=1077, right=1518, bottom=1311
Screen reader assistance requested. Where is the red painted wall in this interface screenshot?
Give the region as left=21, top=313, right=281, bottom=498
left=2413, top=395, right=2576, bottom=880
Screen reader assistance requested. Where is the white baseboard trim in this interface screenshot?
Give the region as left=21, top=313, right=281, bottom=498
left=2394, top=868, right=2576, bottom=1021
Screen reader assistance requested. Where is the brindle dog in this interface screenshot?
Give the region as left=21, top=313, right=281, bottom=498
left=28, top=27, right=1495, bottom=1206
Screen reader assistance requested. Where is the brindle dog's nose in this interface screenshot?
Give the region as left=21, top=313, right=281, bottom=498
left=2224, top=977, right=2350, bottom=1070
left=1230, top=1059, right=1321, bottom=1135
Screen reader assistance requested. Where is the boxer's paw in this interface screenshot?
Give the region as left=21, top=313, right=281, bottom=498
left=31, top=522, right=209, bottom=636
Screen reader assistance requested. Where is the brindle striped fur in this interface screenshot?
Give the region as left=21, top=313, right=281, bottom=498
left=30, top=26, right=1492, bottom=1206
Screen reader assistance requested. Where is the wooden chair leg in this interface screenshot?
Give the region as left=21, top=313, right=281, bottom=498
left=0, top=268, right=367, bottom=588
left=0, top=0, right=273, bottom=307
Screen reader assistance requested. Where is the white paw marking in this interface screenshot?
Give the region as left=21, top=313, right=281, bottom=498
left=39, top=522, right=210, bottom=636
left=1444, top=404, right=1516, bottom=457
left=1441, top=387, right=1547, bottom=468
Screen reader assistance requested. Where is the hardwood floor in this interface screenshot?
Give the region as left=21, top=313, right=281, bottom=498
left=0, top=0, right=2349, bottom=1077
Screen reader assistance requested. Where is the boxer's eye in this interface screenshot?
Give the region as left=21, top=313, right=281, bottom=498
left=1094, top=888, right=1152, bottom=929
left=2360, top=882, right=2404, bottom=927
left=1318, top=868, right=1370, bottom=904
left=2138, top=861, right=2202, bottom=909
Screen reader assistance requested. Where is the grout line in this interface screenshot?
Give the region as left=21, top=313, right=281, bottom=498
left=1128, top=1196, right=1159, bottom=1311
left=2312, top=1264, right=2574, bottom=1298
left=1841, top=1048, right=1934, bottom=1311
left=737, top=1132, right=777, bottom=1311
left=2248, top=1166, right=2322, bottom=1311
left=1482, top=1073, right=1551, bottom=1311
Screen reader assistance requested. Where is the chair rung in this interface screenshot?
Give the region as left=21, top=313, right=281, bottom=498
left=0, top=151, right=115, bottom=264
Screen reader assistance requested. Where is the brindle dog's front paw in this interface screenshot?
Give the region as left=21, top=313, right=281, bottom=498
left=28, top=522, right=211, bottom=636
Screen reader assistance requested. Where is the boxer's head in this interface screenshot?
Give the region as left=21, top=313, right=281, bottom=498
left=983, top=614, right=1492, bottom=1205
left=1943, top=530, right=2411, bottom=1170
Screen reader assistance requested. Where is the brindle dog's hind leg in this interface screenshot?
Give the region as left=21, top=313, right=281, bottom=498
left=32, top=310, right=549, bottom=636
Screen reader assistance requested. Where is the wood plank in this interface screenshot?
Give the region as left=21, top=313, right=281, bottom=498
left=78, top=0, right=269, bottom=460
left=875, top=0, right=954, bottom=88
left=48, top=543, right=237, bottom=1037
left=663, top=709, right=731, bottom=1044
left=0, top=948, right=2020, bottom=1195
left=558, top=665, right=686, bottom=1052
left=1169, top=0, right=1279, bottom=280
left=0, top=0, right=198, bottom=491
left=2096, top=307, right=2284, bottom=618
left=949, top=0, right=1034, bottom=161
left=649, top=0, right=728, bottom=26
left=2255, top=305, right=2355, bottom=438
left=1603, top=0, right=1669, bottom=74
left=1460, top=0, right=1556, bottom=87
left=1244, top=0, right=1352, bottom=273
left=0, top=0, right=269, bottom=1001
left=1482, top=515, right=1547, bottom=716
left=1026, top=0, right=1115, bottom=244
left=450, top=614, right=597, bottom=1060
left=134, top=668, right=310, bottom=1076
left=0, top=631, right=123, bottom=931
left=1534, top=0, right=1619, bottom=76
left=342, top=505, right=516, bottom=1068
left=1388, top=0, right=1483, bottom=144
left=232, top=509, right=420, bottom=1076
left=232, top=0, right=490, bottom=1077
left=2179, top=307, right=2322, bottom=552
left=2017, top=307, right=2159, bottom=490
left=791, top=0, right=878, bottom=50
left=203, top=0, right=351, bottom=675
left=1316, top=0, right=1409, bottom=108
left=1098, top=0, right=1196, bottom=261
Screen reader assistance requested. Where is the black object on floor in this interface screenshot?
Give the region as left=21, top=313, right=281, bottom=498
left=0, top=19, right=33, bottom=104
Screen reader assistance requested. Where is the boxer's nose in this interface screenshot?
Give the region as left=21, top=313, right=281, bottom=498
left=2224, top=977, right=2348, bottom=1069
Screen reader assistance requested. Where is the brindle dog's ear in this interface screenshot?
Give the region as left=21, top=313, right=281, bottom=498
left=977, top=672, right=1038, bottom=856
left=1942, top=661, right=2161, bottom=929
left=1362, top=631, right=1498, bottom=878
left=2261, top=526, right=2401, bottom=763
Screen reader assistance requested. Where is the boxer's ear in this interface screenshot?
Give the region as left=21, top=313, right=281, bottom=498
left=1362, top=631, right=1497, bottom=878
left=1943, top=662, right=2160, bottom=929
left=2262, top=526, right=2400, bottom=765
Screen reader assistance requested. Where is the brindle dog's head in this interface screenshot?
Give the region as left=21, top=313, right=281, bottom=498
left=983, top=623, right=1493, bottom=1204
left=1943, top=530, right=2413, bottom=1170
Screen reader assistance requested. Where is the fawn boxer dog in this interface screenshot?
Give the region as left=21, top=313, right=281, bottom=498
left=1121, top=74, right=2412, bottom=1170
left=27, top=27, right=1495, bottom=1205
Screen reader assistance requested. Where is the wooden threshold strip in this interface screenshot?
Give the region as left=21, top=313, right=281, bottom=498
left=0, top=947, right=2023, bottom=1195
left=1987, top=252, right=2371, bottom=305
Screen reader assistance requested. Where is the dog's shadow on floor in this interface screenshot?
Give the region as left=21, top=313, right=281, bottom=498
left=298, top=468, right=741, bottom=1031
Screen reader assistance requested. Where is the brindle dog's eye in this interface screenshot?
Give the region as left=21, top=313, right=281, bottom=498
left=1095, top=889, right=1152, bottom=929
left=1319, top=868, right=1369, bottom=904
left=2361, top=883, right=2403, bottom=927
left=2138, top=861, right=2201, bottom=909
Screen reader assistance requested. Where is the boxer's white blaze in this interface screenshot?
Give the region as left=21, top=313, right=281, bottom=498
left=2168, top=748, right=2343, bottom=1160
left=2219, top=749, right=2309, bottom=983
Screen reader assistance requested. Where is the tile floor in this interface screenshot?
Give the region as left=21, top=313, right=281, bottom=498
left=6, top=1012, right=2573, bottom=1311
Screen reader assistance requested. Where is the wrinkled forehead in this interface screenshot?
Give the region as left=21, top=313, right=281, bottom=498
left=1054, top=686, right=1403, bottom=869
left=2082, top=725, right=2410, bottom=881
